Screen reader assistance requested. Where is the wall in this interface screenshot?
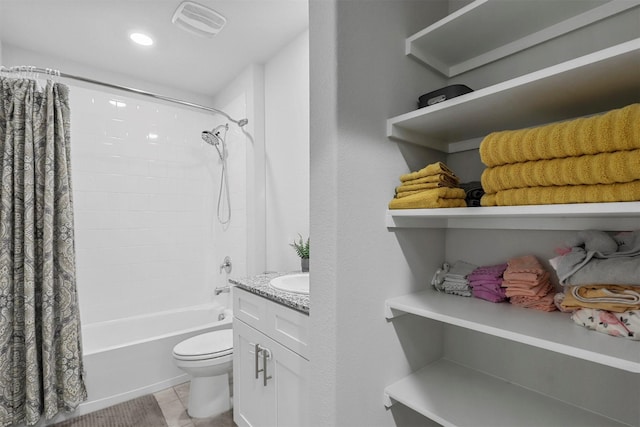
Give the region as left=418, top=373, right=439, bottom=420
left=309, top=1, right=450, bottom=426
left=265, top=30, right=310, bottom=272
left=212, top=64, right=266, bottom=277
left=69, top=85, right=247, bottom=324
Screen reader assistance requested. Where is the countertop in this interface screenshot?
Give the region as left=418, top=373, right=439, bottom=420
left=229, top=272, right=310, bottom=314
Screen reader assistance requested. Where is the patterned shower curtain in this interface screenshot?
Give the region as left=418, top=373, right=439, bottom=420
left=0, top=77, right=86, bottom=426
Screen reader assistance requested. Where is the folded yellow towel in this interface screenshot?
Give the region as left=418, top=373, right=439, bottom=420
left=400, top=162, right=457, bottom=182
left=481, top=180, right=640, bottom=206
left=479, top=104, right=640, bottom=167
left=482, top=148, right=640, bottom=193
left=395, top=189, right=424, bottom=198
left=561, top=285, right=640, bottom=313
left=389, top=187, right=466, bottom=209
left=396, top=181, right=454, bottom=194
left=401, top=173, right=459, bottom=187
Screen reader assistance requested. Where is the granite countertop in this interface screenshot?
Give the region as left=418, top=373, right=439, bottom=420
left=229, top=272, right=310, bottom=314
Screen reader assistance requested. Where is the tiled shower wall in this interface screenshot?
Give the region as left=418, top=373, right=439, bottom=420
left=69, top=85, right=247, bottom=325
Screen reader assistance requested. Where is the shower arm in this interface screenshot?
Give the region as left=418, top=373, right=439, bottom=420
left=0, top=65, right=249, bottom=128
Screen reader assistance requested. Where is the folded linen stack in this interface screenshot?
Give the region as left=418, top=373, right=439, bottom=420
left=502, top=255, right=556, bottom=311
left=571, top=309, right=640, bottom=341
left=549, top=229, right=640, bottom=339
left=431, top=260, right=477, bottom=297
left=478, top=103, right=640, bottom=206
left=467, top=263, right=508, bottom=303
left=389, top=162, right=467, bottom=209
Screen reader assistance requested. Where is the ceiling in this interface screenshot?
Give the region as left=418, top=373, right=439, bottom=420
left=0, top=0, right=309, bottom=98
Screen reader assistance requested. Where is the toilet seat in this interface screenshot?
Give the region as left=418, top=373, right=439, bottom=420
left=173, top=329, right=233, bottom=362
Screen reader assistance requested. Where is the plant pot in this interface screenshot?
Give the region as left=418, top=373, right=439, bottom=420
left=301, top=258, right=309, bottom=272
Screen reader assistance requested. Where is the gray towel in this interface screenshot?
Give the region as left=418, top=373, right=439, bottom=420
left=555, top=230, right=640, bottom=286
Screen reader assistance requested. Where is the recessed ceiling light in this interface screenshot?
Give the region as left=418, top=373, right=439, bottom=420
left=129, top=32, right=154, bottom=46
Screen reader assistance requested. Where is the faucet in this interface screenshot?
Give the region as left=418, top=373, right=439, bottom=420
left=214, top=285, right=231, bottom=295
left=215, top=256, right=233, bottom=295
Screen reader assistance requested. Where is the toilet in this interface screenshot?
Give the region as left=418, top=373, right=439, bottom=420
left=172, top=329, right=233, bottom=418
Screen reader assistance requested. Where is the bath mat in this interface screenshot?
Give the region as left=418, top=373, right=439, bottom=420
left=51, top=394, right=168, bottom=427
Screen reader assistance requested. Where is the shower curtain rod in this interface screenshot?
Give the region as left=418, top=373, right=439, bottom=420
left=0, top=65, right=249, bottom=128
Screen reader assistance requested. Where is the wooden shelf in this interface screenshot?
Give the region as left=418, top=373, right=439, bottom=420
left=384, top=359, right=628, bottom=427
left=388, top=39, right=640, bottom=153
left=385, top=289, right=640, bottom=373
left=406, top=0, right=640, bottom=77
left=385, top=201, right=640, bottom=230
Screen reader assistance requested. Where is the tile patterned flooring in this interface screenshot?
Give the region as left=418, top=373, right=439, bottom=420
left=153, top=382, right=236, bottom=427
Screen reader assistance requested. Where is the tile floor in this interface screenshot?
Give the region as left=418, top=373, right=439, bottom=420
left=153, top=382, right=236, bottom=427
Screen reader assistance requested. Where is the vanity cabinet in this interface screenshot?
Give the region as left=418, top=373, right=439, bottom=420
left=384, top=2, right=640, bottom=426
left=233, top=287, right=309, bottom=427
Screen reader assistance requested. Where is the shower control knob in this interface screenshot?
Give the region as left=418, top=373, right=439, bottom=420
left=220, top=256, right=232, bottom=274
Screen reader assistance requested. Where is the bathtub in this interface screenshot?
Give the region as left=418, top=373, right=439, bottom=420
left=61, top=303, right=232, bottom=419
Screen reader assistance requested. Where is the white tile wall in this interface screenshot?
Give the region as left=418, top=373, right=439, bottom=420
left=69, top=86, right=247, bottom=325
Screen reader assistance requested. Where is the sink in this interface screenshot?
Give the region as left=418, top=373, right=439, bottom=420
left=269, top=273, right=309, bottom=295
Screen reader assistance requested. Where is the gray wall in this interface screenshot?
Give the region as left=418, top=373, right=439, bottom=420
left=309, top=1, right=449, bottom=426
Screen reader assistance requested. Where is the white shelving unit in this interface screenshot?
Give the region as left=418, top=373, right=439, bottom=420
left=406, top=0, right=640, bottom=77
left=385, top=3, right=640, bottom=426
left=385, top=289, right=640, bottom=373
left=383, top=359, right=628, bottom=427
left=388, top=39, right=640, bottom=153
left=386, top=202, right=640, bottom=230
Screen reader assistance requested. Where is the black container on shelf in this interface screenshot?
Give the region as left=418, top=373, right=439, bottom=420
left=418, top=84, right=473, bottom=108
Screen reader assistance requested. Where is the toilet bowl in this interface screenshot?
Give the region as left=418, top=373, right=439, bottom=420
left=172, top=329, right=233, bottom=418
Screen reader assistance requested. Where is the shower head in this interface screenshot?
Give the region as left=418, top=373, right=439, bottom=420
left=201, top=123, right=228, bottom=146
left=237, top=118, right=248, bottom=127
left=201, top=130, right=220, bottom=146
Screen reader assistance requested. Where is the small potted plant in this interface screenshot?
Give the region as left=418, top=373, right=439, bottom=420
left=290, top=234, right=310, bottom=272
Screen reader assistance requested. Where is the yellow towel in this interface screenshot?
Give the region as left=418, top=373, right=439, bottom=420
left=400, top=162, right=457, bottom=182
left=479, top=104, right=640, bottom=167
left=389, top=187, right=466, bottom=209
left=561, top=285, right=640, bottom=313
left=401, top=173, right=459, bottom=187
left=396, top=181, right=455, bottom=194
left=395, top=189, right=424, bottom=198
left=480, top=180, right=640, bottom=206
left=482, top=148, right=640, bottom=193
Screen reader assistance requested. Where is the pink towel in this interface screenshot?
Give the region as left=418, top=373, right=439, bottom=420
left=473, top=287, right=508, bottom=303
left=503, top=271, right=549, bottom=283
left=506, top=255, right=546, bottom=274
left=510, top=294, right=557, bottom=312
left=505, top=281, right=553, bottom=298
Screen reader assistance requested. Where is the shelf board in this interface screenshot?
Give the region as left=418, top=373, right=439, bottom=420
left=406, top=0, right=640, bottom=77
left=385, top=289, right=640, bottom=373
left=388, top=39, right=640, bottom=153
left=384, top=359, right=628, bottom=427
left=385, top=201, right=640, bottom=230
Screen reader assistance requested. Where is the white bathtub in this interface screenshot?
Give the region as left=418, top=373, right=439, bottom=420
left=53, top=304, right=233, bottom=421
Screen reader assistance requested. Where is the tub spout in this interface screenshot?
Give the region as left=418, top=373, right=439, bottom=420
left=214, top=285, right=230, bottom=296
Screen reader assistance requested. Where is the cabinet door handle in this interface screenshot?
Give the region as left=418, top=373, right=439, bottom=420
left=254, top=343, right=261, bottom=379
left=262, top=347, right=272, bottom=387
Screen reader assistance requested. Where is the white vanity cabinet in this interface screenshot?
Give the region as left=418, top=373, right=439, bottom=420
left=233, top=287, right=310, bottom=427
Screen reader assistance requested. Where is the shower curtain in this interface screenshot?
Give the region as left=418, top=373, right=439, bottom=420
left=0, top=77, right=86, bottom=426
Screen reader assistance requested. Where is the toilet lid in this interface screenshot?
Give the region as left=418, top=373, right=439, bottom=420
left=173, top=329, right=233, bottom=360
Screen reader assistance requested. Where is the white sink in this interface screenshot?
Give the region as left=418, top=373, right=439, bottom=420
left=270, top=273, right=309, bottom=295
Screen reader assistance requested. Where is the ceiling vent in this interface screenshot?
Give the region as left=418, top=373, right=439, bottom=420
left=172, top=1, right=226, bottom=38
